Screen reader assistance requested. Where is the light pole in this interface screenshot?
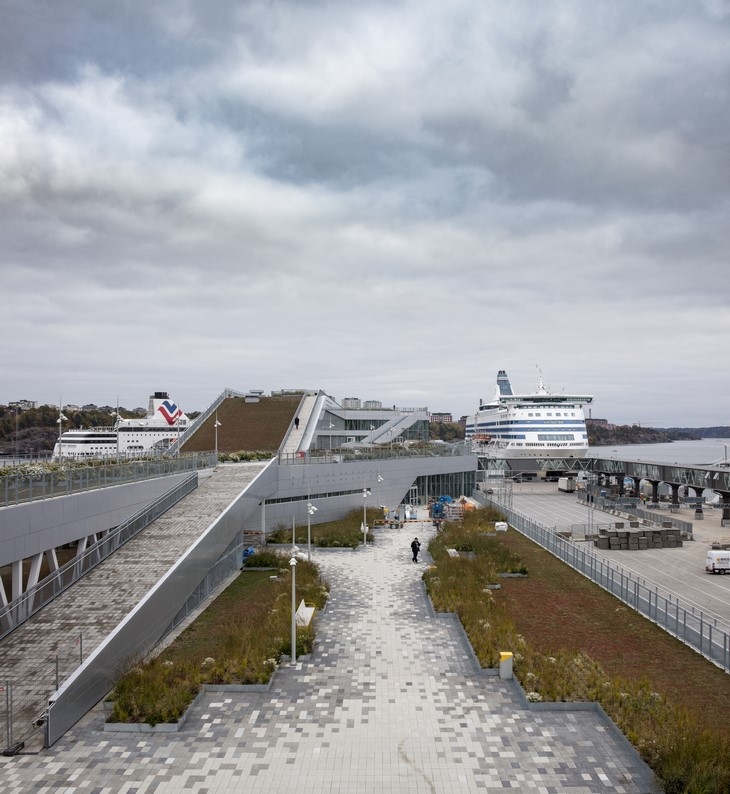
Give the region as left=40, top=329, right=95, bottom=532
left=57, top=407, right=68, bottom=462
left=377, top=473, right=384, bottom=523
left=214, top=412, right=221, bottom=461
left=175, top=413, right=185, bottom=458
left=15, top=407, right=19, bottom=461
left=306, top=502, right=317, bottom=562
left=362, top=486, right=371, bottom=546
left=112, top=408, right=122, bottom=462
left=289, top=555, right=297, bottom=666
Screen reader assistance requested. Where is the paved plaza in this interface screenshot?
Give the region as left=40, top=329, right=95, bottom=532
left=1, top=511, right=655, bottom=792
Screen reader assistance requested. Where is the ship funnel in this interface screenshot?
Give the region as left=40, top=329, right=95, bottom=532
left=496, top=370, right=513, bottom=396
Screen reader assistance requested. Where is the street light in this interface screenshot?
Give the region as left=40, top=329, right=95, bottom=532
left=112, top=409, right=123, bottom=462
left=289, top=555, right=297, bottom=666
left=362, top=486, right=371, bottom=546
left=376, top=473, right=384, bottom=522
left=15, top=406, right=19, bottom=461
left=57, top=408, right=68, bottom=462
left=214, top=412, right=221, bottom=460
left=306, top=502, right=317, bottom=562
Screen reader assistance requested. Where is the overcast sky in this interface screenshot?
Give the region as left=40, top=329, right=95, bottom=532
left=2, top=1, right=729, bottom=426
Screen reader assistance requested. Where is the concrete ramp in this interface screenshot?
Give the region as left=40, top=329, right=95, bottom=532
left=0, top=462, right=267, bottom=753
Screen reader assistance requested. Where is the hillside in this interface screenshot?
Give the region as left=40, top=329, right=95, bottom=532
left=587, top=424, right=699, bottom=446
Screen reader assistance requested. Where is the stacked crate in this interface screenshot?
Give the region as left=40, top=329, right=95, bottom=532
left=593, top=526, right=683, bottom=551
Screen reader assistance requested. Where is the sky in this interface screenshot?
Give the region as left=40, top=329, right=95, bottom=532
left=1, top=1, right=729, bottom=427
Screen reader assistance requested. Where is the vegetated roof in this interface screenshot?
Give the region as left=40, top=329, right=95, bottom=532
left=181, top=395, right=301, bottom=454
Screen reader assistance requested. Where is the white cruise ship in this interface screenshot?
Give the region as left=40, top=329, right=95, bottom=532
left=465, top=370, right=593, bottom=463
left=52, top=392, right=190, bottom=461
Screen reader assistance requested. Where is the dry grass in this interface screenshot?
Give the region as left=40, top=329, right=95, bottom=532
left=267, top=508, right=380, bottom=548
left=181, top=395, right=301, bottom=454
left=108, top=555, right=329, bottom=726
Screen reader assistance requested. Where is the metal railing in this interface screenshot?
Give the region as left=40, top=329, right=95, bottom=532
left=0, top=453, right=215, bottom=508
left=0, top=473, right=198, bottom=640
left=279, top=442, right=473, bottom=465
left=474, top=491, right=730, bottom=672
left=1, top=633, right=83, bottom=755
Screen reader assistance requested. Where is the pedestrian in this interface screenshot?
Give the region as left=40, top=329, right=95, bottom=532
left=294, top=417, right=299, bottom=430
left=411, top=537, right=421, bottom=563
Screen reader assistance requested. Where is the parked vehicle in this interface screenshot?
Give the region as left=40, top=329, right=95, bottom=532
left=706, top=549, right=730, bottom=574
left=558, top=477, right=575, bottom=493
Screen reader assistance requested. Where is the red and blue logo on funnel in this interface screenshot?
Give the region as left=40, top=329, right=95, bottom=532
left=158, top=400, right=183, bottom=425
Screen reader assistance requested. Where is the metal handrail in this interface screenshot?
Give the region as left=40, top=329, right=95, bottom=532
left=0, top=453, right=215, bottom=508
left=0, top=473, right=198, bottom=640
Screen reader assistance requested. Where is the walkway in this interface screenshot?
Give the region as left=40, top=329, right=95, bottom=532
left=2, top=511, right=655, bottom=792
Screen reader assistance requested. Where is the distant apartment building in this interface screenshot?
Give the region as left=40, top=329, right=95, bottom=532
left=430, top=412, right=453, bottom=423
left=341, top=397, right=362, bottom=409
left=9, top=399, right=38, bottom=410
left=362, top=400, right=383, bottom=410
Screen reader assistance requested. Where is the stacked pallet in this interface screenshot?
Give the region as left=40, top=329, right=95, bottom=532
left=594, top=526, right=683, bottom=551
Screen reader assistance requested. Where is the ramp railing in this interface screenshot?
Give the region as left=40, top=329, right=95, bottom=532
left=0, top=473, right=198, bottom=640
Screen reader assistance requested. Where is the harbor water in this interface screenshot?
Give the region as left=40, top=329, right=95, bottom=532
left=589, top=438, right=730, bottom=467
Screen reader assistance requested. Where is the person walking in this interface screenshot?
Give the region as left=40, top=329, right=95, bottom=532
left=411, top=537, right=421, bottom=563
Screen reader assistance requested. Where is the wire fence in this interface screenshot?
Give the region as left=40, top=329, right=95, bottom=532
left=473, top=491, right=730, bottom=673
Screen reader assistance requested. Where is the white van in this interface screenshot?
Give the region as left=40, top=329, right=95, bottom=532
left=705, top=549, right=730, bottom=574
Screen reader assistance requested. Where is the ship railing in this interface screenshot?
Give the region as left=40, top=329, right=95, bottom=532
left=474, top=490, right=730, bottom=673
left=0, top=453, right=216, bottom=508
left=0, top=473, right=198, bottom=642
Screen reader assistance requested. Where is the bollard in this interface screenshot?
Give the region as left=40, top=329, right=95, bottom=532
left=499, top=651, right=513, bottom=680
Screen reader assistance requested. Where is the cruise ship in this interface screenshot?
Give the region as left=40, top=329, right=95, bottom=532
left=52, top=392, right=190, bottom=461
left=465, top=370, right=593, bottom=465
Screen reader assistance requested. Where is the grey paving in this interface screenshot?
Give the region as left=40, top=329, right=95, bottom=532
left=1, top=506, right=655, bottom=792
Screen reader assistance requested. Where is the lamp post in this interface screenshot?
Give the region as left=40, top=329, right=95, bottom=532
left=377, top=473, right=384, bottom=523
left=15, top=406, right=19, bottom=461
left=57, top=407, right=68, bottom=462
left=362, top=486, right=371, bottom=546
left=112, top=408, right=122, bottom=462
left=289, top=555, right=297, bottom=666
left=214, top=412, right=221, bottom=461
left=306, top=502, right=317, bottom=562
